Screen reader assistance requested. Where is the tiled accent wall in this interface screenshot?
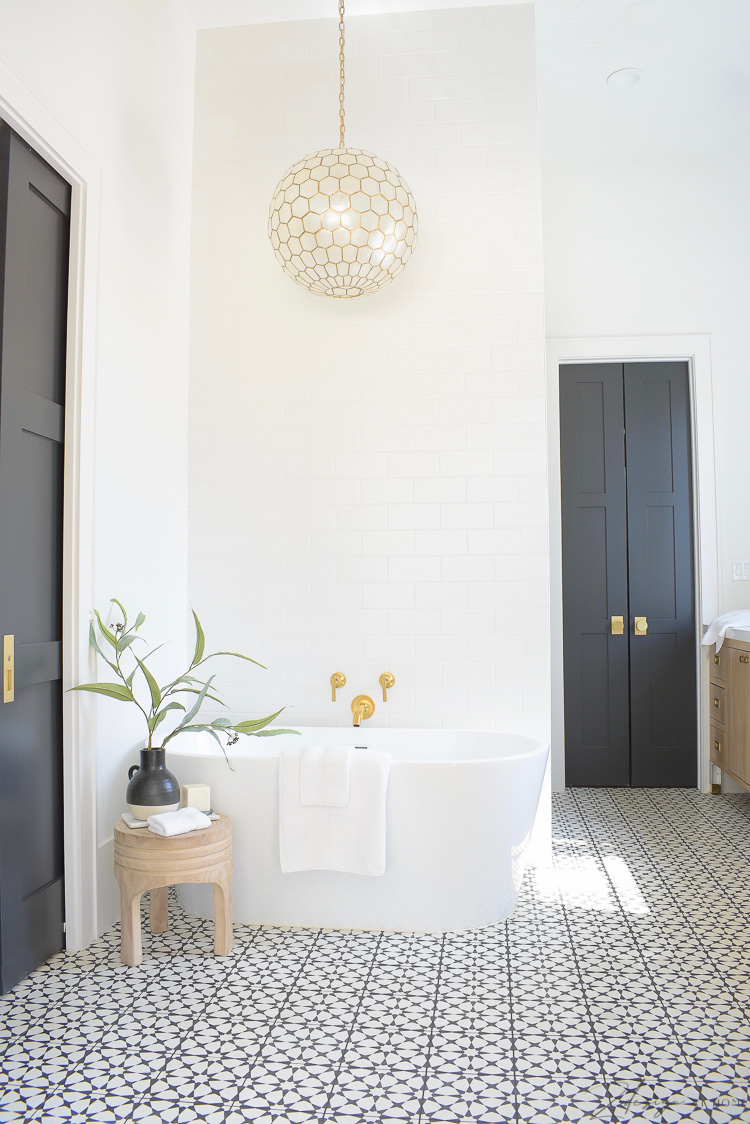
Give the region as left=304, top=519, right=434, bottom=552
left=189, top=4, right=549, bottom=736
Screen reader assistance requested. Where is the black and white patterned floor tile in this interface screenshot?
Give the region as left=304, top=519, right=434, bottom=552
left=2, top=790, right=750, bottom=1123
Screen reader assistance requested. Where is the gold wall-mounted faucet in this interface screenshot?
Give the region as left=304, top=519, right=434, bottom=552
left=351, top=694, right=375, bottom=727
left=330, top=672, right=346, bottom=701
left=379, top=672, right=395, bottom=701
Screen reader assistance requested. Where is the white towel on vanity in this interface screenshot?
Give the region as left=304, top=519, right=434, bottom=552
left=147, top=807, right=212, bottom=837
left=279, top=746, right=391, bottom=876
left=299, top=745, right=352, bottom=807
left=701, top=611, right=750, bottom=652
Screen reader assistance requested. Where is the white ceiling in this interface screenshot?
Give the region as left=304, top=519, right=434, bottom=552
left=537, top=0, right=750, bottom=160
left=180, top=0, right=750, bottom=160
left=180, top=0, right=529, bottom=26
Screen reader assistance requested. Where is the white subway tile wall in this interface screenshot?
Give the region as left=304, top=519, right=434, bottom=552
left=189, top=4, right=549, bottom=737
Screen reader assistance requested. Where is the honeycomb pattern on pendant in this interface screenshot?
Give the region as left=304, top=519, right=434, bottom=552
left=268, top=147, right=418, bottom=298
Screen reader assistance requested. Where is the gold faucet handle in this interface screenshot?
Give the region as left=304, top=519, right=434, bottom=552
left=330, top=672, right=346, bottom=701
left=379, top=672, right=395, bottom=701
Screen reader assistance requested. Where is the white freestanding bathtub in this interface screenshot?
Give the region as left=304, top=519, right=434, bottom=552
left=170, top=728, right=548, bottom=933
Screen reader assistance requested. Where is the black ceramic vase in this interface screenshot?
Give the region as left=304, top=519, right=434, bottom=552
left=126, top=748, right=180, bottom=820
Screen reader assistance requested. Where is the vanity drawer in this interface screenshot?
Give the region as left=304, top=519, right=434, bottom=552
left=710, top=684, right=726, bottom=724
left=710, top=723, right=728, bottom=768
left=711, top=647, right=727, bottom=683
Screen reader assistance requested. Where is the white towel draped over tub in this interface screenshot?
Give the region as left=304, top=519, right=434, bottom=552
left=279, top=745, right=391, bottom=876
left=701, top=611, right=750, bottom=652
left=299, top=745, right=351, bottom=807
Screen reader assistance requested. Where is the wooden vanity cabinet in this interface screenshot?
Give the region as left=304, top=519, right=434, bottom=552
left=710, top=637, right=750, bottom=791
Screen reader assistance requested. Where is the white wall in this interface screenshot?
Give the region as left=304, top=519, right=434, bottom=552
left=541, top=154, right=750, bottom=615
left=0, top=0, right=196, bottom=932
left=189, top=6, right=550, bottom=739
left=536, top=0, right=750, bottom=616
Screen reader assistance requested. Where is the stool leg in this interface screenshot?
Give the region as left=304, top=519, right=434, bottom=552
left=150, top=886, right=169, bottom=934
left=212, top=876, right=233, bottom=956
left=120, top=887, right=143, bottom=967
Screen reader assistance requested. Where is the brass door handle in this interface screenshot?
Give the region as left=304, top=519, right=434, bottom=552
left=611, top=615, right=624, bottom=635
left=379, top=672, right=395, bottom=701
left=634, top=616, right=648, bottom=636
left=3, top=635, right=14, bottom=703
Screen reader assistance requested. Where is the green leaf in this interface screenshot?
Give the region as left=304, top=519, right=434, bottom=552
left=135, top=612, right=146, bottom=630
left=117, top=633, right=143, bottom=654
left=69, top=682, right=135, bottom=702
left=177, top=675, right=215, bottom=730
left=162, top=723, right=236, bottom=770
left=133, top=652, right=161, bottom=712
left=200, top=651, right=267, bottom=670
left=148, top=710, right=166, bottom=734
left=192, top=609, right=205, bottom=666
left=94, top=610, right=118, bottom=650
left=89, top=622, right=118, bottom=675
left=248, top=728, right=299, bottom=737
left=127, top=644, right=164, bottom=690
left=210, top=717, right=232, bottom=727
left=149, top=701, right=186, bottom=732
left=161, top=700, right=187, bottom=714
left=233, top=708, right=285, bottom=733
left=171, top=687, right=226, bottom=707
left=111, top=599, right=128, bottom=627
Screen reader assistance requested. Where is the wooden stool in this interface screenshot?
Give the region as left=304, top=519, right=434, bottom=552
left=113, top=814, right=232, bottom=967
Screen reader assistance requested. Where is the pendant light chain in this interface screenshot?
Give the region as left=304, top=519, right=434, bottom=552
left=338, top=0, right=346, bottom=148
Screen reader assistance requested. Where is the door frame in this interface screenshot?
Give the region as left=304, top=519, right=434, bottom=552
left=0, top=68, right=100, bottom=949
left=547, top=335, right=718, bottom=794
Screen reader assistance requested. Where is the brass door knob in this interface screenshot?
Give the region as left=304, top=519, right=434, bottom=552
left=379, top=672, right=395, bottom=701
left=634, top=616, right=648, bottom=635
left=330, top=672, right=346, bottom=701
left=611, top=615, right=624, bottom=636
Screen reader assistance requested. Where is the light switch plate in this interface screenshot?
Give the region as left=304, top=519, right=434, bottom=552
left=733, top=561, right=744, bottom=580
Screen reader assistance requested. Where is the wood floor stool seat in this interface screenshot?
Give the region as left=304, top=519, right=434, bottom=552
left=114, top=814, right=232, bottom=967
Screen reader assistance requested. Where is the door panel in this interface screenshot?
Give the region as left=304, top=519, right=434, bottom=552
left=560, top=361, right=696, bottom=788
left=560, top=364, right=630, bottom=786
left=625, top=362, right=696, bottom=786
left=0, top=121, right=70, bottom=992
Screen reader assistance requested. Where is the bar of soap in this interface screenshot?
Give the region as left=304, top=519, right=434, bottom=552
left=181, top=782, right=211, bottom=812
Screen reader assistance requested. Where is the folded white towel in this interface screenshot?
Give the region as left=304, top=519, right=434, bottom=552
left=701, top=611, right=750, bottom=652
left=147, top=807, right=212, bottom=837
left=299, top=745, right=352, bottom=807
left=279, top=746, right=391, bottom=876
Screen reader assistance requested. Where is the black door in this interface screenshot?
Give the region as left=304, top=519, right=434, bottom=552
left=0, top=122, right=70, bottom=992
left=560, top=362, right=696, bottom=787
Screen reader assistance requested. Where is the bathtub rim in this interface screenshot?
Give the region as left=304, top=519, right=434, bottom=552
left=168, top=727, right=550, bottom=768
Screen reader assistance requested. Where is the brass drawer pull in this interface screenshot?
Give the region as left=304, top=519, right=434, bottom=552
left=713, top=697, right=720, bottom=707
left=740, top=655, right=750, bottom=665
left=714, top=740, right=721, bottom=752
left=714, top=655, right=720, bottom=664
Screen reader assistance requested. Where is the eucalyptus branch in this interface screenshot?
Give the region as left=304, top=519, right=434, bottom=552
left=69, top=600, right=296, bottom=759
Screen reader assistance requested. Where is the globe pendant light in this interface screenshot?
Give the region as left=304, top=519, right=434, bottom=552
left=268, top=0, right=418, bottom=298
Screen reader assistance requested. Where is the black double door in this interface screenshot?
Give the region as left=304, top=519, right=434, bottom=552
left=560, top=362, right=696, bottom=787
left=0, top=122, right=70, bottom=991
